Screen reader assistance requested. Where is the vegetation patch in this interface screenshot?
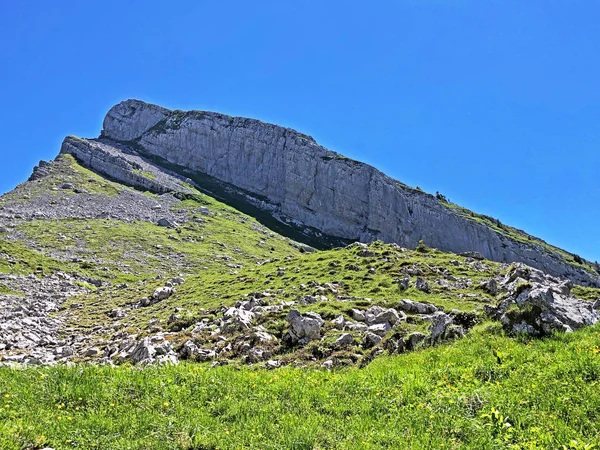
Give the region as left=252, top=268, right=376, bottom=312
left=1, top=325, right=600, bottom=449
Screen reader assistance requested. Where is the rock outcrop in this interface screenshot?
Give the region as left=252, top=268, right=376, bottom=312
left=60, top=99, right=599, bottom=286
left=491, top=263, right=600, bottom=335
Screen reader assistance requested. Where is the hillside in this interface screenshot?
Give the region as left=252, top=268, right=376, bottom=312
left=1, top=101, right=600, bottom=449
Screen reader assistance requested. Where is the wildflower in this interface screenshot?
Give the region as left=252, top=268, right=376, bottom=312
left=163, top=402, right=169, bottom=407
left=3, top=394, right=9, bottom=398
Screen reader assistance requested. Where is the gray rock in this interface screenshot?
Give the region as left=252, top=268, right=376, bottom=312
left=93, top=99, right=599, bottom=287
left=335, top=333, right=354, bottom=347
left=406, top=332, right=427, bottom=350
left=130, top=338, right=155, bottom=364
left=84, top=347, right=101, bottom=357
left=429, top=312, right=463, bottom=344
left=367, top=322, right=391, bottom=337
left=157, top=218, right=179, bottom=228
left=372, top=308, right=404, bottom=325
left=363, top=332, right=382, bottom=348
left=331, top=314, right=346, bottom=330
left=351, top=308, right=366, bottom=322
left=397, top=277, right=410, bottom=291
left=181, top=340, right=199, bottom=359
left=496, top=263, right=600, bottom=335
left=415, top=277, right=430, bottom=293
left=285, top=309, right=323, bottom=344
left=108, top=308, right=127, bottom=319
left=222, top=307, right=254, bottom=333
left=151, top=286, right=174, bottom=302
left=321, top=359, right=334, bottom=369
left=266, top=359, right=281, bottom=369
left=397, top=299, right=438, bottom=314
left=480, top=278, right=498, bottom=296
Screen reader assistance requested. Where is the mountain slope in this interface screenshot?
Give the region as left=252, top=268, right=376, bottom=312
left=1, top=145, right=599, bottom=368
left=60, top=99, right=599, bottom=287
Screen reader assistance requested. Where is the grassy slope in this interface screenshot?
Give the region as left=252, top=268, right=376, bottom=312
left=2, top=324, right=600, bottom=449
left=2, top=157, right=600, bottom=448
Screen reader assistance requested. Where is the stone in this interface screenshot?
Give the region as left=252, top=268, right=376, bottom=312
left=181, top=340, right=199, bottom=359
left=429, top=312, right=462, bottom=344
left=130, top=338, right=155, bottom=364
left=222, top=307, right=254, bottom=333
left=480, top=278, right=498, bottom=296
left=363, top=332, right=382, bottom=348
left=397, top=299, right=438, bottom=315
left=59, top=183, right=75, bottom=190
left=351, top=308, right=366, bottom=322
left=397, top=277, right=410, bottom=291
left=285, top=309, right=323, bottom=345
left=84, top=347, right=101, bottom=357
left=460, top=251, right=485, bottom=260
left=151, top=286, right=173, bottom=302
left=406, top=332, right=427, bottom=350
left=415, top=277, right=430, bottom=293
left=157, top=218, right=179, bottom=228
left=367, top=322, right=391, bottom=337
left=495, top=263, right=600, bottom=335
left=321, top=359, right=334, bottom=369
left=108, top=308, right=127, bottom=319
left=335, top=333, right=354, bottom=347
left=372, top=308, right=404, bottom=325
left=331, top=314, right=345, bottom=330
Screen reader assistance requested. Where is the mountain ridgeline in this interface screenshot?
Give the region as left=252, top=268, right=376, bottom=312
left=57, top=99, right=598, bottom=287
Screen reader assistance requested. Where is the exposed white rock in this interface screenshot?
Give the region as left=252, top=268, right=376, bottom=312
left=93, top=99, right=599, bottom=287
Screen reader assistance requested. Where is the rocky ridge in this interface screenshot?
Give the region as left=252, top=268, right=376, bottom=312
left=58, top=99, right=598, bottom=286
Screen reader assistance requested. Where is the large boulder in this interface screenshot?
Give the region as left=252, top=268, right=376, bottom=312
left=494, top=263, right=600, bottom=335
left=285, top=309, right=323, bottom=345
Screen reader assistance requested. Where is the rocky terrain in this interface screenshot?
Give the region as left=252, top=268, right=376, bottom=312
left=0, top=100, right=599, bottom=370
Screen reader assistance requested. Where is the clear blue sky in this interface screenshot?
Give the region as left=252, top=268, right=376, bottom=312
left=1, top=1, right=598, bottom=261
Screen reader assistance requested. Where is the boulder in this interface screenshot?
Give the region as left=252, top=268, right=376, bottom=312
left=363, top=332, right=382, bottom=348
left=157, top=218, right=179, bottom=228
left=285, top=309, right=323, bottom=345
left=151, top=286, right=173, bottom=302
left=331, top=314, right=346, bottom=330
left=397, top=299, right=438, bottom=315
left=415, top=277, right=430, bottom=293
left=367, top=322, right=391, bottom=337
left=335, top=333, right=354, bottom=347
left=495, top=263, right=600, bottom=335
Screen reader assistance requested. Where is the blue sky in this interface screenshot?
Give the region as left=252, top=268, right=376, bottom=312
left=0, top=1, right=598, bottom=260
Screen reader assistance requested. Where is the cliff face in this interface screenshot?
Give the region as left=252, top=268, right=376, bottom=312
left=60, top=99, right=598, bottom=286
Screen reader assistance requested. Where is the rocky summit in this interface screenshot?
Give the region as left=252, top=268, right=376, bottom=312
left=1, top=100, right=599, bottom=369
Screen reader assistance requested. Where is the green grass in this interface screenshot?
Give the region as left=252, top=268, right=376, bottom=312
left=2, top=324, right=600, bottom=449
left=132, top=169, right=157, bottom=180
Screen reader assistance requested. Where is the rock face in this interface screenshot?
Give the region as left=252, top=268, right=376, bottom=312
left=493, top=263, right=600, bottom=335
left=62, top=99, right=598, bottom=286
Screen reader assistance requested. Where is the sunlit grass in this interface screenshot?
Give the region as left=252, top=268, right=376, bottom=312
left=2, top=325, right=600, bottom=449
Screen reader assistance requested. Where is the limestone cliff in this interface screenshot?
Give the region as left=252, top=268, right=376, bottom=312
left=61, top=99, right=599, bottom=286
